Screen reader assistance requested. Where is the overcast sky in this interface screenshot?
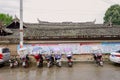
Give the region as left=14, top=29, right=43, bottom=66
left=0, top=0, right=120, bottom=23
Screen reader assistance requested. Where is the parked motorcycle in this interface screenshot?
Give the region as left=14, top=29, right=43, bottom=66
left=22, top=55, right=29, bottom=68
left=96, top=58, right=103, bottom=67
left=56, top=59, right=62, bottom=67
left=22, top=59, right=29, bottom=68
left=47, top=60, right=53, bottom=68
left=9, top=58, right=19, bottom=68
left=36, top=60, right=41, bottom=67
left=68, top=58, right=73, bottom=67
left=46, top=55, right=54, bottom=68
left=93, top=53, right=103, bottom=67
left=66, top=53, right=73, bottom=67
left=34, top=54, right=43, bottom=67
left=91, top=47, right=103, bottom=67
left=54, top=54, right=62, bottom=67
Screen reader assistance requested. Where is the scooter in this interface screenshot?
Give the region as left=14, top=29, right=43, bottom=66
left=93, top=53, right=103, bottom=67
left=46, top=56, right=54, bottom=68
left=47, top=60, right=52, bottom=68
left=9, top=59, right=19, bottom=68
left=9, top=59, right=14, bottom=68
left=34, top=54, right=43, bottom=67
left=96, top=58, right=103, bottom=67
left=22, top=58, right=29, bottom=68
left=68, top=59, right=73, bottom=67
left=56, top=59, right=62, bottom=67
left=37, top=58, right=43, bottom=67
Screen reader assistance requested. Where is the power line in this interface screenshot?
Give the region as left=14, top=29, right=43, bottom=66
left=101, top=0, right=120, bottom=5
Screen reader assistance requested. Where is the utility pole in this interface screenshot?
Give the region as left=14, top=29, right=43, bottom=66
left=109, top=17, right=112, bottom=27
left=20, top=0, right=23, bottom=48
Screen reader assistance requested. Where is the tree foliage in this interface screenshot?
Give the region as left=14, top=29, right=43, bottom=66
left=104, top=4, right=120, bottom=25
left=0, top=13, right=13, bottom=26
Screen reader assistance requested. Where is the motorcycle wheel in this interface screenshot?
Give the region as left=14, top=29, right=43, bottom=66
left=100, top=61, right=103, bottom=67
left=56, top=60, right=61, bottom=67
left=22, top=62, right=29, bottom=68
left=47, top=62, right=51, bottom=68
left=37, top=61, right=39, bottom=67
left=10, top=63, right=14, bottom=68
left=68, top=62, right=73, bottom=67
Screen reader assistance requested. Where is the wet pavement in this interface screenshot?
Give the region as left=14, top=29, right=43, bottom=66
left=0, top=62, right=120, bottom=80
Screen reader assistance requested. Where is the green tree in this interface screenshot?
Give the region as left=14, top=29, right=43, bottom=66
left=104, top=4, right=120, bottom=25
left=0, top=13, right=13, bottom=26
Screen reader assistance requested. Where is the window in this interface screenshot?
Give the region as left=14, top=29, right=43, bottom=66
left=116, top=50, right=120, bottom=53
left=2, top=48, right=10, bottom=53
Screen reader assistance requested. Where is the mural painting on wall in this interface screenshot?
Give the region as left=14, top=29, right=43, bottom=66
left=17, top=42, right=120, bottom=55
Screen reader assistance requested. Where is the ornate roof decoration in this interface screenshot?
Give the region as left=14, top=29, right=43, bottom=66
left=13, top=15, right=20, bottom=22
left=37, top=18, right=49, bottom=24
left=6, top=16, right=26, bottom=29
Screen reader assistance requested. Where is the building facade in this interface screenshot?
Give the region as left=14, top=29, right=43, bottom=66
left=0, top=18, right=120, bottom=55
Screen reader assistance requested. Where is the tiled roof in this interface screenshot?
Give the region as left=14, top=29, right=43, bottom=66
left=0, top=20, right=120, bottom=42
left=24, top=25, right=120, bottom=37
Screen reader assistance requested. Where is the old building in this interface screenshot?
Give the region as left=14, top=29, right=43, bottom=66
left=0, top=18, right=120, bottom=55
